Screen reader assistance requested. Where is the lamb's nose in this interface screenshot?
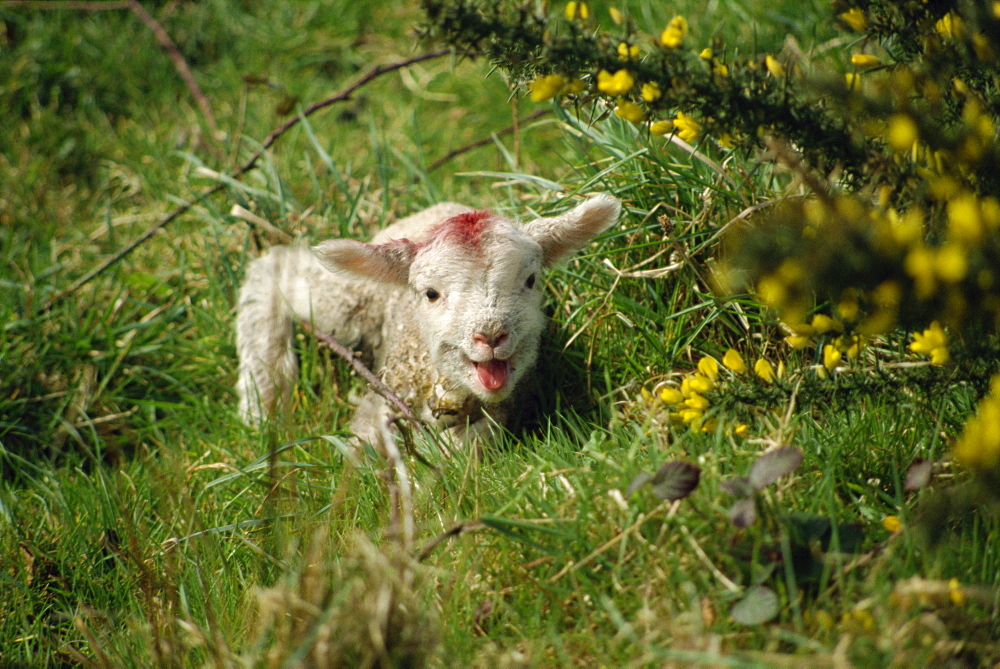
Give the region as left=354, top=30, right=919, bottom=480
left=473, top=331, right=509, bottom=350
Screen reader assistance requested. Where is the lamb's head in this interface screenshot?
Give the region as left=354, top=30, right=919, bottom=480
left=313, top=194, right=620, bottom=404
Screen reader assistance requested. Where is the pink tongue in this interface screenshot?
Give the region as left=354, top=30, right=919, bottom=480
left=476, top=359, right=509, bottom=391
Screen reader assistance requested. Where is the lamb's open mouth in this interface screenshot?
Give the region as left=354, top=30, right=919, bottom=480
left=471, top=357, right=512, bottom=392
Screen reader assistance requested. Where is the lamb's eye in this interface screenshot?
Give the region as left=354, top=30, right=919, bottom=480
left=525, top=274, right=536, bottom=289
left=425, top=288, right=440, bottom=302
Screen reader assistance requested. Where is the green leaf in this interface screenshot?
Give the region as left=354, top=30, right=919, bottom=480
left=650, top=461, right=701, bottom=501
left=730, top=585, right=779, bottom=625
left=749, top=447, right=803, bottom=490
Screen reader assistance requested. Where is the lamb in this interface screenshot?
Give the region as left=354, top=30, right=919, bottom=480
left=235, top=194, right=621, bottom=448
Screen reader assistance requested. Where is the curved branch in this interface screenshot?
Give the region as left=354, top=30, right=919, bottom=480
left=126, top=0, right=219, bottom=140
left=41, top=48, right=451, bottom=313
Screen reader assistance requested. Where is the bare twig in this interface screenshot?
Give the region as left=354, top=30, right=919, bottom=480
left=425, top=108, right=551, bottom=174
left=299, top=321, right=421, bottom=426
left=416, top=520, right=486, bottom=562
left=0, top=1, right=129, bottom=9
left=125, top=0, right=219, bottom=140
left=40, top=48, right=450, bottom=312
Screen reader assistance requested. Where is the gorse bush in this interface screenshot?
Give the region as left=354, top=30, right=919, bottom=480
left=420, top=0, right=1000, bottom=478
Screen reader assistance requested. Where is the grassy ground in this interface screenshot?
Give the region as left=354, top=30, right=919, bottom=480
left=1, top=0, right=998, bottom=666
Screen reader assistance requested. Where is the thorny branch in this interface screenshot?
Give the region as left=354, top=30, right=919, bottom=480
left=40, top=48, right=451, bottom=312
left=298, top=321, right=421, bottom=427
left=125, top=0, right=219, bottom=140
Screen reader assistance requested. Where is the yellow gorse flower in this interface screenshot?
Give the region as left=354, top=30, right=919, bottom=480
left=528, top=74, right=566, bottom=102
left=953, top=374, right=1000, bottom=472
left=905, top=244, right=936, bottom=298
left=947, top=193, right=984, bottom=243
left=935, top=12, right=963, bottom=39
left=754, top=358, right=776, bottom=383
left=614, top=100, right=644, bottom=123
left=650, top=120, right=673, bottom=135
left=641, top=82, right=661, bottom=102
left=823, top=344, right=842, bottom=371
left=659, top=387, right=685, bottom=405
left=723, top=349, right=747, bottom=373
left=765, top=55, right=785, bottom=78
left=673, top=111, right=701, bottom=142
left=850, top=53, right=881, bottom=67
left=660, top=15, right=688, bottom=49
left=617, top=42, right=640, bottom=59
left=597, top=69, right=635, bottom=96
left=697, top=355, right=720, bottom=381
left=684, top=374, right=715, bottom=394
left=888, top=114, right=919, bottom=153
left=684, top=393, right=709, bottom=411
left=564, top=1, right=590, bottom=21
left=882, top=515, right=902, bottom=533
left=785, top=334, right=812, bottom=350
left=935, top=244, right=967, bottom=283
left=909, top=321, right=949, bottom=365
left=811, top=313, right=841, bottom=334
left=949, top=578, right=968, bottom=606
left=839, top=8, right=867, bottom=31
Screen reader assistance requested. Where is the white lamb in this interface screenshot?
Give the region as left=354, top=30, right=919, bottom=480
left=235, top=194, right=620, bottom=447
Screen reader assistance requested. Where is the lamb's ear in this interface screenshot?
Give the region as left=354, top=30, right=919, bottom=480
left=524, top=194, right=621, bottom=266
left=312, top=238, right=418, bottom=285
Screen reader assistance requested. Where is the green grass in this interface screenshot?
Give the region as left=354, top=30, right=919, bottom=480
left=2, top=1, right=998, bottom=666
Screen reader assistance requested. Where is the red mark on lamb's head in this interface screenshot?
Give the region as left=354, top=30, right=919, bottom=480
left=429, top=210, right=494, bottom=251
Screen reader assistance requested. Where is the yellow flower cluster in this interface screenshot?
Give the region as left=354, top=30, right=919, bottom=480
left=528, top=73, right=584, bottom=101
left=909, top=321, right=949, bottom=365
left=529, top=74, right=567, bottom=102
left=935, top=12, right=963, bottom=40
left=660, top=16, right=688, bottom=49
left=597, top=68, right=635, bottom=96
left=751, top=173, right=1000, bottom=335
left=564, top=1, right=589, bottom=21
left=617, top=42, right=640, bottom=60
left=525, top=10, right=738, bottom=148
left=783, top=313, right=865, bottom=372
left=639, top=350, right=750, bottom=435
left=953, top=374, right=1000, bottom=472
left=673, top=111, right=701, bottom=143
